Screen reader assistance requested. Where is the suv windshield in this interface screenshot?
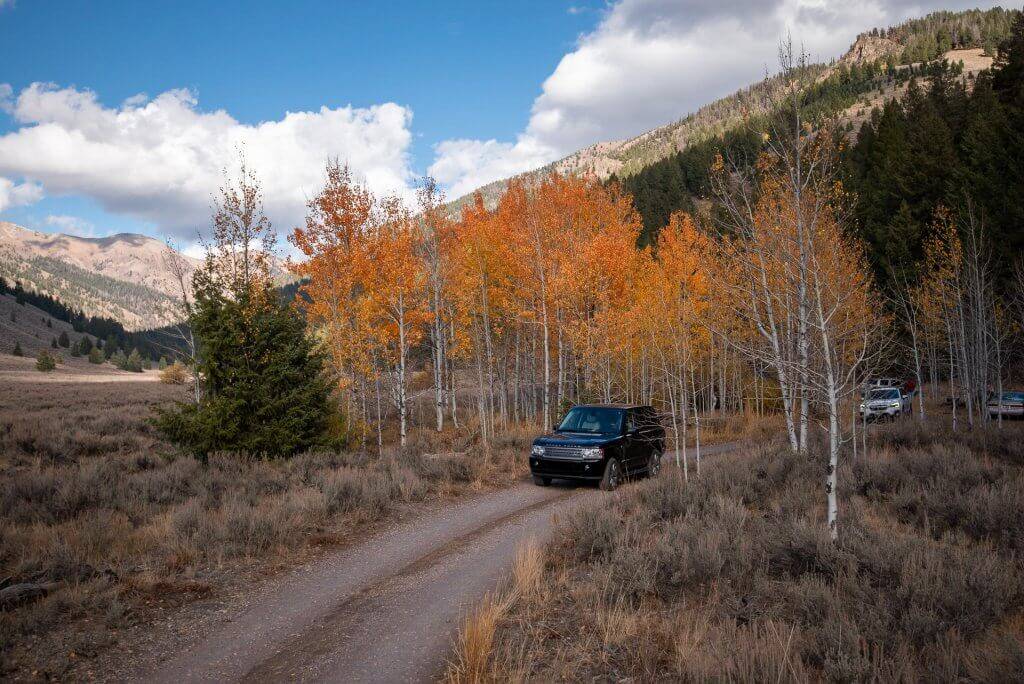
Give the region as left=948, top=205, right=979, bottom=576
left=868, top=389, right=900, bottom=400
left=557, top=407, right=624, bottom=434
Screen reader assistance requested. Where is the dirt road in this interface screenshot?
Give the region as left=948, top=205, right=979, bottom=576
left=133, top=442, right=739, bottom=683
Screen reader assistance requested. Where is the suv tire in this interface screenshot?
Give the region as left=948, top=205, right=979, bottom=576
left=600, top=457, right=621, bottom=491
left=533, top=475, right=551, bottom=487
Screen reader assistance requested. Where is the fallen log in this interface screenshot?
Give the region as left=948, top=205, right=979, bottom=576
left=0, top=582, right=61, bottom=610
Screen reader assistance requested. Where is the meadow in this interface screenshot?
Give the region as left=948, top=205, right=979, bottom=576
left=0, top=367, right=529, bottom=680
left=450, top=415, right=1024, bottom=682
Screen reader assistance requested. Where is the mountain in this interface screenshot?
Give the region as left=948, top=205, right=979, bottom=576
left=0, top=222, right=197, bottom=330
left=450, top=7, right=1017, bottom=211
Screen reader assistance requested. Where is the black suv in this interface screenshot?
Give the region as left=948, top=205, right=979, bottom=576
left=529, top=404, right=665, bottom=490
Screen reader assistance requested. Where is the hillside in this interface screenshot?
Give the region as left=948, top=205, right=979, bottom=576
left=0, top=222, right=197, bottom=330
left=0, top=222, right=294, bottom=331
left=449, top=7, right=1017, bottom=211
left=0, top=292, right=92, bottom=359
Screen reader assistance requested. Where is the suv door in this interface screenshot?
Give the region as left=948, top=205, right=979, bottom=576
left=622, top=410, right=646, bottom=474
left=638, top=407, right=663, bottom=455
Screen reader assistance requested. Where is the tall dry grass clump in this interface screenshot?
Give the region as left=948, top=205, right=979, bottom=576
left=467, top=419, right=1024, bottom=681
left=446, top=540, right=543, bottom=684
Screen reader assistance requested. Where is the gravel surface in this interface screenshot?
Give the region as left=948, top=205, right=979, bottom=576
left=129, top=441, right=740, bottom=683
left=132, top=481, right=587, bottom=683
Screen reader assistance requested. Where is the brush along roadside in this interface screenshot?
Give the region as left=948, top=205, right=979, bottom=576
left=448, top=420, right=1024, bottom=682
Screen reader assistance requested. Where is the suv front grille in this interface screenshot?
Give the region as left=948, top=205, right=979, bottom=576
left=543, top=445, right=585, bottom=460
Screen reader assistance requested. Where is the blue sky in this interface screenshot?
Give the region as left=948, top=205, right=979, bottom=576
left=0, top=0, right=1006, bottom=249
left=0, top=0, right=599, bottom=167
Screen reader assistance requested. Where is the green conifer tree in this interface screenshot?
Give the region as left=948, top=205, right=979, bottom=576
left=36, top=351, right=56, bottom=372
left=111, top=349, right=128, bottom=370
left=88, top=347, right=104, bottom=364
left=58, top=330, right=70, bottom=348
left=12, top=341, right=23, bottom=357
left=155, top=161, right=331, bottom=457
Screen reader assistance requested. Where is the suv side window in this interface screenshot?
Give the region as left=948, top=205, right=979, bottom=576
left=625, top=411, right=636, bottom=433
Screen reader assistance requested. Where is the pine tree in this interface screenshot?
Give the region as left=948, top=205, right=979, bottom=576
left=127, top=348, right=144, bottom=372
left=158, top=356, right=168, bottom=370
left=88, top=347, right=104, bottom=364
left=992, top=10, right=1024, bottom=104
left=51, top=337, right=58, bottom=349
left=36, top=351, right=56, bottom=372
left=111, top=349, right=128, bottom=370
left=104, top=334, right=118, bottom=359
left=79, top=335, right=93, bottom=354
left=46, top=318, right=52, bottom=328
left=12, top=341, right=23, bottom=356
left=156, top=160, right=331, bottom=457
left=58, top=330, right=70, bottom=348
left=70, top=341, right=81, bottom=357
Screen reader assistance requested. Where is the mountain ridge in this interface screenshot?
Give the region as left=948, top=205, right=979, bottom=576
left=449, top=7, right=1015, bottom=211
left=0, top=222, right=198, bottom=330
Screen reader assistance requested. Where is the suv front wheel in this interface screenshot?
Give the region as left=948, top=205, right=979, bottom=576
left=600, top=457, right=621, bottom=491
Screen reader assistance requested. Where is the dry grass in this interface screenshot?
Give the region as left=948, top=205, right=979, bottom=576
left=0, top=374, right=530, bottom=680
left=456, top=418, right=1024, bottom=682
left=445, top=541, right=543, bottom=684
left=686, top=411, right=784, bottom=446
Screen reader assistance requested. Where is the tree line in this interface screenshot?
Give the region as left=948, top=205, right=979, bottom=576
left=155, top=17, right=1024, bottom=546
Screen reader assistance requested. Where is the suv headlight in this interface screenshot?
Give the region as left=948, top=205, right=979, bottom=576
left=531, top=445, right=545, bottom=456
left=890, top=401, right=901, bottom=408
left=580, top=447, right=603, bottom=460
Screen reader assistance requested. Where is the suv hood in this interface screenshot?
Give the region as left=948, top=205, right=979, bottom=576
left=534, top=432, right=619, bottom=447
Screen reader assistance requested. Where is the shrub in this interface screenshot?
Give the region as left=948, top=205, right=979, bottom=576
left=87, top=347, right=104, bottom=364
left=469, top=423, right=1024, bottom=681
left=159, top=362, right=190, bottom=385
left=110, top=349, right=128, bottom=369
left=12, top=341, right=23, bottom=356
left=125, top=349, right=144, bottom=372
left=70, top=341, right=81, bottom=357
left=154, top=275, right=331, bottom=458
left=58, top=331, right=70, bottom=348
left=36, top=351, right=56, bottom=372
left=50, top=336, right=58, bottom=349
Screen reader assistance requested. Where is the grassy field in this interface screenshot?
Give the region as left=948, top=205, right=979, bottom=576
left=451, top=417, right=1024, bottom=682
left=0, top=366, right=530, bottom=680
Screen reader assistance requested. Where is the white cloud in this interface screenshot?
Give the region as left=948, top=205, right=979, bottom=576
left=0, top=176, right=42, bottom=212
left=0, top=83, right=415, bottom=241
left=45, top=214, right=97, bottom=237
left=431, top=0, right=1005, bottom=197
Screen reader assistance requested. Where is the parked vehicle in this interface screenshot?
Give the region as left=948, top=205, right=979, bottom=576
left=859, top=387, right=911, bottom=421
left=529, top=404, right=665, bottom=490
left=987, top=391, right=1024, bottom=419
